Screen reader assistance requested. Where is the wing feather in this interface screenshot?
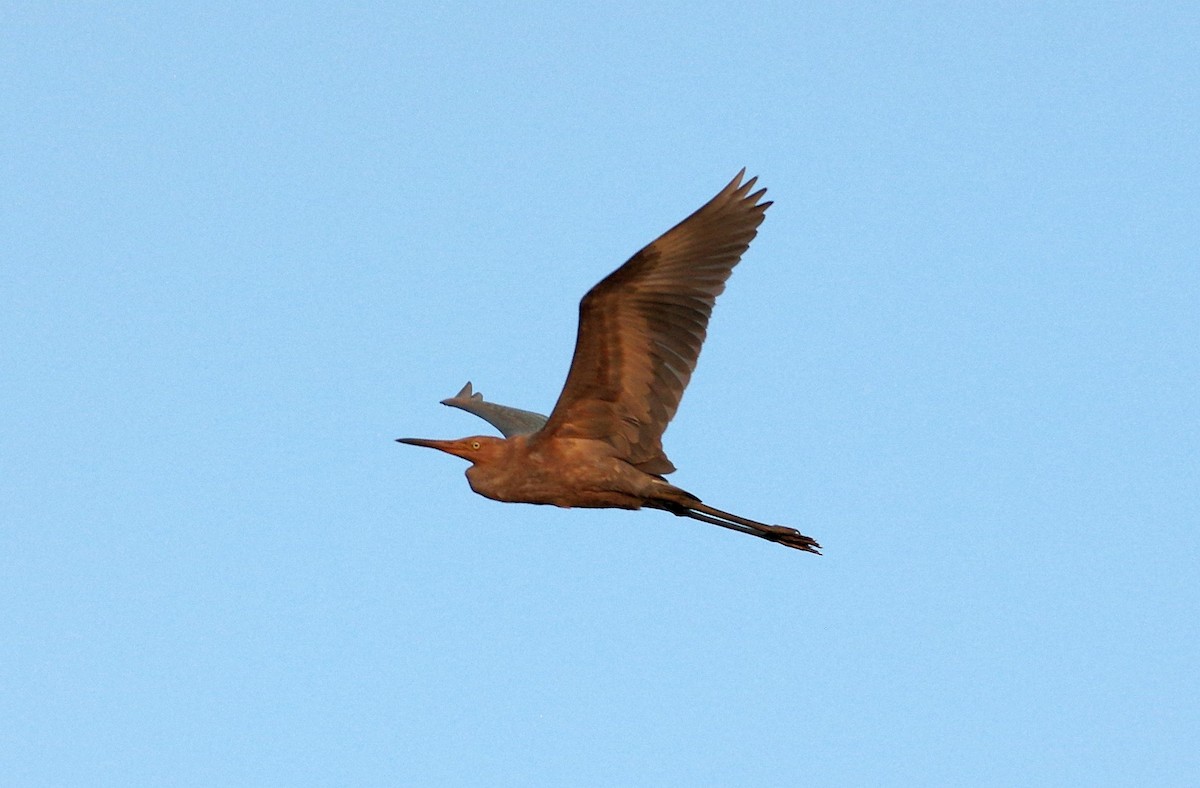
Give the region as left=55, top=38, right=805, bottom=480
left=535, top=170, right=771, bottom=473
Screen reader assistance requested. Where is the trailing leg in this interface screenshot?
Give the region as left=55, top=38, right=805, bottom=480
left=648, top=499, right=821, bottom=554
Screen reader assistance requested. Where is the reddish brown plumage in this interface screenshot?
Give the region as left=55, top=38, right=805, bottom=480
left=398, top=172, right=820, bottom=553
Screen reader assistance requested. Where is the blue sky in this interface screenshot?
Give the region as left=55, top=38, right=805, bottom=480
left=3, top=3, right=1197, bottom=785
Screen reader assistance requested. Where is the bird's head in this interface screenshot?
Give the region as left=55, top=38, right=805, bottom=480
left=395, top=435, right=508, bottom=465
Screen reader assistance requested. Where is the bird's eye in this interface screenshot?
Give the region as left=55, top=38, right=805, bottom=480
left=470, top=440, right=481, bottom=450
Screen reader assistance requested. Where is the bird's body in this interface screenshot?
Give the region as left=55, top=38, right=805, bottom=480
left=407, top=434, right=681, bottom=509
left=399, top=171, right=820, bottom=553
left=470, top=436, right=645, bottom=508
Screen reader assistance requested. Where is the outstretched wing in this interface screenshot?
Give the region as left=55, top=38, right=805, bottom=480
left=535, top=170, right=771, bottom=474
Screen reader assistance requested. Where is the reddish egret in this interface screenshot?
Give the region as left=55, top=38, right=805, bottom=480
left=399, top=171, right=819, bottom=553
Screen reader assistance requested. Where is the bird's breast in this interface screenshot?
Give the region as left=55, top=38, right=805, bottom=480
left=464, top=439, right=651, bottom=510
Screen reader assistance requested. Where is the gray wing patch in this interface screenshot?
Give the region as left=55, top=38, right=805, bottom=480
left=440, top=382, right=548, bottom=437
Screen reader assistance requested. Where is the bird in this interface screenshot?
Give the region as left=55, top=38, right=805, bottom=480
left=398, top=171, right=820, bottom=553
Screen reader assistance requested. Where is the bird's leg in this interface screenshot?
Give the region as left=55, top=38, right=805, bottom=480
left=649, top=500, right=821, bottom=554
left=690, top=501, right=820, bottom=552
left=652, top=502, right=763, bottom=538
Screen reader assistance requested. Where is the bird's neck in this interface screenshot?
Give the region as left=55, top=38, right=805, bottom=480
left=464, top=435, right=520, bottom=499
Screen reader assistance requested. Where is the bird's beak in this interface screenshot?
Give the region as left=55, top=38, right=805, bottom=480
left=395, top=437, right=472, bottom=460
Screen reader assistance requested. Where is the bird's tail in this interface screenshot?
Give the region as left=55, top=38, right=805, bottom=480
left=650, top=496, right=821, bottom=554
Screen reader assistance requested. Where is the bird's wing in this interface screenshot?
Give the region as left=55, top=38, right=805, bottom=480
left=441, top=381, right=549, bottom=437
left=535, top=170, right=771, bottom=474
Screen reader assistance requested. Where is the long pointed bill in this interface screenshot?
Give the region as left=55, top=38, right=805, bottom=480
left=395, top=437, right=473, bottom=460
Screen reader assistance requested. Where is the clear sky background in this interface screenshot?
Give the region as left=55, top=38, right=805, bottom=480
left=3, top=3, right=1197, bottom=786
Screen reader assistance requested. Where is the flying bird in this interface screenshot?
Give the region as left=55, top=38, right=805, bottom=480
left=399, top=171, right=819, bottom=553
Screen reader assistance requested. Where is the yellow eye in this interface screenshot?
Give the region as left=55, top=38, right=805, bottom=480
left=470, top=440, right=481, bottom=450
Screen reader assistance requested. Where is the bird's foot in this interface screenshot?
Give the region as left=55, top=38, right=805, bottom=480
left=761, top=524, right=821, bottom=554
